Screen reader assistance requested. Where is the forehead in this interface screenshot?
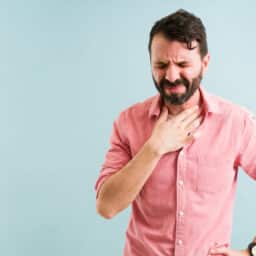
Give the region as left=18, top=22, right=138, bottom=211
left=151, top=33, right=201, bottom=62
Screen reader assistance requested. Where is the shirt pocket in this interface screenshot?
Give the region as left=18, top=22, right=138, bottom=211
left=195, top=156, right=236, bottom=193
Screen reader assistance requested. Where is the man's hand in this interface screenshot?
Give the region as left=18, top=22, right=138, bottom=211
left=147, top=105, right=203, bottom=156
left=209, top=237, right=256, bottom=256
left=209, top=246, right=249, bottom=256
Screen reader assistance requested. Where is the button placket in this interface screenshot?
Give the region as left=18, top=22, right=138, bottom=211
left=177, top=239, right=183, bottom=245
left=175, top=150, right=186, bottom=254
left=179, top=210, right=184, bottom=217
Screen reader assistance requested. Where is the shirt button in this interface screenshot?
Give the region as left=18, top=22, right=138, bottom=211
left=179, top=211, right=184, bottom=217
left=177, top=240, right=183, bottom=245
left=178, top=180, right=184, bottom=186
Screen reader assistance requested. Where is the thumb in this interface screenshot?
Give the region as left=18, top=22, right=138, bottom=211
left=184, top=131, right=201, bottom=145
left=184, top=134, right=195, bottom=145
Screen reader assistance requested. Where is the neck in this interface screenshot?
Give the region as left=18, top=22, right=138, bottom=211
left=164, top=88, right=202, bottom=116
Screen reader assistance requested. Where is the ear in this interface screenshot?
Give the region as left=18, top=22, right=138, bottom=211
left=201, top=53, right=210, bottom=76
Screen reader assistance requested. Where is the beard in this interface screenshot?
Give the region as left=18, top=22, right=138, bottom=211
left=152, top=68, right=203, bottom=105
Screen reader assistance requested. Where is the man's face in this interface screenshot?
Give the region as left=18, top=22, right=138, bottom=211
left=150, top=34, right=209, bottom=105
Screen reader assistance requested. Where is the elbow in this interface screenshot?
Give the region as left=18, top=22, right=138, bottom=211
left=96, top=199, right=116, bottom=220
left=97, top=208, right=114, bottom=220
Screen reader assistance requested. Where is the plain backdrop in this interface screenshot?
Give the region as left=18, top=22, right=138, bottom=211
left=3, top=0, right=256, bottom=255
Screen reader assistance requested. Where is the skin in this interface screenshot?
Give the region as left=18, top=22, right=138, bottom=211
left=150, top=33, right=209, bottom=115
left=148, top=33, right=208, bottom=156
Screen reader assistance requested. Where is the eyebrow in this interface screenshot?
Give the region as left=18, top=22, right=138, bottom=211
left=153, top=60, right=190, bottom=65
left=154, top=61, right=169, bottom=65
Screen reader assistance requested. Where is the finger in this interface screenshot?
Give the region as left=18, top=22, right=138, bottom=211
left=185, top=116, right=203, bottom=133
left=182, top=109, right=203, bottom=129
left=187, top=130, right=202, bottom=142
left=184, top=134, right=195, bottom=145
left=209, top=246, right=230, bottom=255
left=175, top=105, right=199, bottom=123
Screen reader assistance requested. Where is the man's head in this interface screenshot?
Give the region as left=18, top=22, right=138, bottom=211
left=149, top=9, right=210, bottom=105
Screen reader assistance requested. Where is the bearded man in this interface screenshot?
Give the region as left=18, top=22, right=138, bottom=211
left=95, top=9, right=256, bottom=256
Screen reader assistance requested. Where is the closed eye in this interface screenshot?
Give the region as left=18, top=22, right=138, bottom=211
left=177, top=62, right=189, bottom=68
left=155, top=63, right=168, bottom=69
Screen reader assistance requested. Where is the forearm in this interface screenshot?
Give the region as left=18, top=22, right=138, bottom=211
left=96, top=141, right=161, bottom=219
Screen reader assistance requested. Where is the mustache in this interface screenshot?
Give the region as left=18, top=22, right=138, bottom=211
left=160, top=78, right=189, bottom=88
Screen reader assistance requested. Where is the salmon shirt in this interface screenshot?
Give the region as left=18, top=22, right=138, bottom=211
left=94, top=87, right=256, bottom=256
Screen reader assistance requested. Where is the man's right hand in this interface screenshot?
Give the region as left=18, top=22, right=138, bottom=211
left=96, top=104, right=203, bottom=219
left=147, top=105, right=203, bottom=156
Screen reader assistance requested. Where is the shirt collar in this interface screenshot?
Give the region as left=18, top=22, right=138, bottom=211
left=148, top=86, right=221, bottom=119
left=148, top=94, right=162, bottom=118
left=200, top=87, right=221, bottom=115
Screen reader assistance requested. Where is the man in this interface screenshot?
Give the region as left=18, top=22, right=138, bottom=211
left=94, top=9, right=256, bottom=256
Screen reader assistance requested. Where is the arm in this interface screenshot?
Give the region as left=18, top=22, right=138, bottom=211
left=210, top=109, right=256, bottom=256
left=96, top=141, right=161, bottom=219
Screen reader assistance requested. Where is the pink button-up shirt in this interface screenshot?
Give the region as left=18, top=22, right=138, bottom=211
left=95, top=87, right=256, bottom=256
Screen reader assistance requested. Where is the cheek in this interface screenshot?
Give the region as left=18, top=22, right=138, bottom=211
left=181, top=69, right=193, bottom=78
left=152, top=69, right=165, bottom=82
left=189, top=64, right=203, bottom=77
left=181, top=68, right=200, bottom=80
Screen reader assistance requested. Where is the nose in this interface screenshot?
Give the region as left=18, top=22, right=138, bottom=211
left=165, top=65, right=180, bottom=83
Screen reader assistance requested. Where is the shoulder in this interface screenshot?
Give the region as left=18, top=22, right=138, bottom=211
left=117, top=94, right=158, bottom=121
left=207, top=93, right=256, bottom=138
left=208, top=92, right=255, bottom=119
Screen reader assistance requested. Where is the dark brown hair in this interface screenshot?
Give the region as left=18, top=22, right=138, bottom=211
left=148, top=9, right=208, bottom=59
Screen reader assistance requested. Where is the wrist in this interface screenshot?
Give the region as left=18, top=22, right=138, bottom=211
left=144, top=139, right=163, bottom=158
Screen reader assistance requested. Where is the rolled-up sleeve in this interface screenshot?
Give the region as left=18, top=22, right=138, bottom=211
left=94, top=112, right=132, bottom=198
left=237, top=110, right=256, bottom=180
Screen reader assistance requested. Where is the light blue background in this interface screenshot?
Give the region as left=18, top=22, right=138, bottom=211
left=3, top=0, right=256, bottom=255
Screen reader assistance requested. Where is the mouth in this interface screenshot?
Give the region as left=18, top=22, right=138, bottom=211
left=164, top=84, right=186, bottom=94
